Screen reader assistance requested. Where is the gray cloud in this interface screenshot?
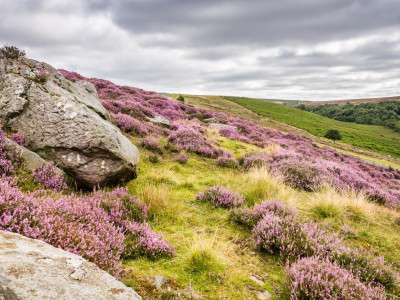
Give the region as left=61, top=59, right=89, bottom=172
left=0, top=0, right=400, bottom=100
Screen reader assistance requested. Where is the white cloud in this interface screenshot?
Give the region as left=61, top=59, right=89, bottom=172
left=1, top=0, right=400, bottom=100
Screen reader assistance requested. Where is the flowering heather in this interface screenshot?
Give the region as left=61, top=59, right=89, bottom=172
left=59, top=69, right=85, bottom=82
left=58, top=70, right=400, bottom=207
left=173, top=153, right=189, bottom=164
left=10, top=131, right=28, bottom=147
left=32, top=162, right=66, bottom=191
left=197, top=186, right=244, bottom=208
left=218, top=126, right=240, bottom=139
left=231, top=200, right=297, bottom=228
left=167, top=125, right=220, bottom=158
left=124, top=221, right=175, bottom=259
left=242, top=200, right=397, bottom=289
left=111, top=112, right=148, bottom=136
left=286, top=257, right=387, bottom=300
left=139, top=137, right=162, bottom=154
left=239, top=151, right=270, bottom=170
left=0, top=180, right=174, bottom=276
left=0, top=127, right=19, bottom=177
left=215, top=156, right=238, bottom=169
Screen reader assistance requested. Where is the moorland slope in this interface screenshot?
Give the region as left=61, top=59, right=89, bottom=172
left=1, top=56, right=400, bottom=299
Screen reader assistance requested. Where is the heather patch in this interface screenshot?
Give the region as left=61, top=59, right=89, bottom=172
left=286, top=257, right=387, bottom=300
left=32, top=162, right=66, bottom=191
left=0, top=181, right=174, bottom=276
left=139, top=137, right=162, bottom=154
left=197, top=186, right=244, bottom=208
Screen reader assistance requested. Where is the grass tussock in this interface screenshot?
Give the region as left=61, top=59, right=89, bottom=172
left=240, top=167, right=299, bottom=207
left=308, top=186, right=377, bottom=222
left=185, top=239, right=227, bottom=275
left=134, top=181, right=172, bottom=220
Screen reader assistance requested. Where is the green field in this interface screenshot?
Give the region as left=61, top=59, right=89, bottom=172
left=224, top=96, right=400, bottom=158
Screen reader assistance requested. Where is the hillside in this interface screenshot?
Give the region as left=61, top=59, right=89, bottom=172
left=304, top=101, right=400, bottom=132
left=303, top=95, right=400, bottom=107
left=1, top=57, right=400, bottom=299
left=221, top=96, right=400, bottom=159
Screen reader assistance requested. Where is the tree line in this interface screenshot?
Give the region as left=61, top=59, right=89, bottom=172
left=299, top=101, right=400, bottom=132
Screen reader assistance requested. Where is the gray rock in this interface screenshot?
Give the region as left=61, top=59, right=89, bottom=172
left=0, top=58, right=139, bottom=188
left=208, top=123, right=237, bottom=130
left=0, top=230, right=141, bottom=300
left=153, top=275, right=167, bottom=291
left=249, top=275, right=265, bottom=286
left=4, top=137, right=63, bottom=175
left=257, top=290, right=272, bottom=300
left=146, top=115, right=170, bottom=127
left=203, top=117, right=217, bottom=123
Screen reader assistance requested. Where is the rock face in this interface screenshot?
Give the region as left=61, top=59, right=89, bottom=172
left=0, top=230, right=141, bottom=300
left=0, top=58, right=139, bottom=188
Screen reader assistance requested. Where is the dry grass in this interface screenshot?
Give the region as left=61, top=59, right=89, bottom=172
left=308, top=186, right=378, bottom=222
left=184, top=236, right=228, bottom=275
left=134, top=181, right=173, bottom=220
left=234, top=166, right=299, bottom=207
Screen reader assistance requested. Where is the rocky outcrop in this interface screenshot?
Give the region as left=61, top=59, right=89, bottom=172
left=0, top=58, right=139, bottom=188
left=0, top=230, right=141, bottom=300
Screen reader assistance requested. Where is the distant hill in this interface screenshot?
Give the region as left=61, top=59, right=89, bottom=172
left=303, top=95, right=400, bottom=107
left=223, top=96, right=400, bottom=158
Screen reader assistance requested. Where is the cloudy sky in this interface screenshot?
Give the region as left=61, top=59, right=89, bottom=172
left=1, top=0, right=400, bottom=100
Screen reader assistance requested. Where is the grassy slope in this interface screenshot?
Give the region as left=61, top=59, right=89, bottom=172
left=167, top=94, right=400, bottom=167
left=224, top=96, right=400, bottom=158
left=121, top=133, right=400, bottom=299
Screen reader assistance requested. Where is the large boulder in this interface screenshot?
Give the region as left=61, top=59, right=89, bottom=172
left=0, top=58, right=139, bottom=188
left=0, top=230, right=141, bottom=300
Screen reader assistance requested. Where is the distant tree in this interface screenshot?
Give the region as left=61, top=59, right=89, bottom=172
left=297, top=104, right=306, bottom=110
left=394, top=121, right=400, bottom=133
left=177, top=95, right=185, bottom=102
left=324, top=129, right=342, bottom=143
left=0, top=44, right=26, bottom=59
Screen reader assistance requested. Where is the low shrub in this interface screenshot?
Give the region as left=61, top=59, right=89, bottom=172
left=197, top=186, right=244, bottom=208
left=139, top=137, right=162, bottom=154
left=10, top=132, right=28, bottom=147
left=124, top=221, right=175, bottom=259
left=286, top=257, right=386, bottom=300
left=218, top=126, right=239, bottom=140
left=280, top=161, right=325, bottom=192
left=149, top=154, right=160, bottom=164
left=111, top=113, right=148, bottom=136
left=167, top=125, right=219, bottom=158
left=173, top=153, right=189, bottom=164
left=33, top=70, right=47, bottom=84
left=231, top=200, right=296, bottom=228
left=0, top=182, right=173, bottom=276
left=249, top=200, right=398, bottom=289
left=239, top=151, right=269, bottom=170
left=0, top=44, right=25, bottom=59
left=0, top=127, right=20, bottom=177
left=215, top=156, right=238, bottom=169
left=32, top=162, right=66, bottom=191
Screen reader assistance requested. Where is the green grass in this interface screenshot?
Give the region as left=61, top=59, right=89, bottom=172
left=118, top=134, right=400, bottom=299
left=121, top=136, right=287, bottom=299
left=224, top=96, right=400, bottom=158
